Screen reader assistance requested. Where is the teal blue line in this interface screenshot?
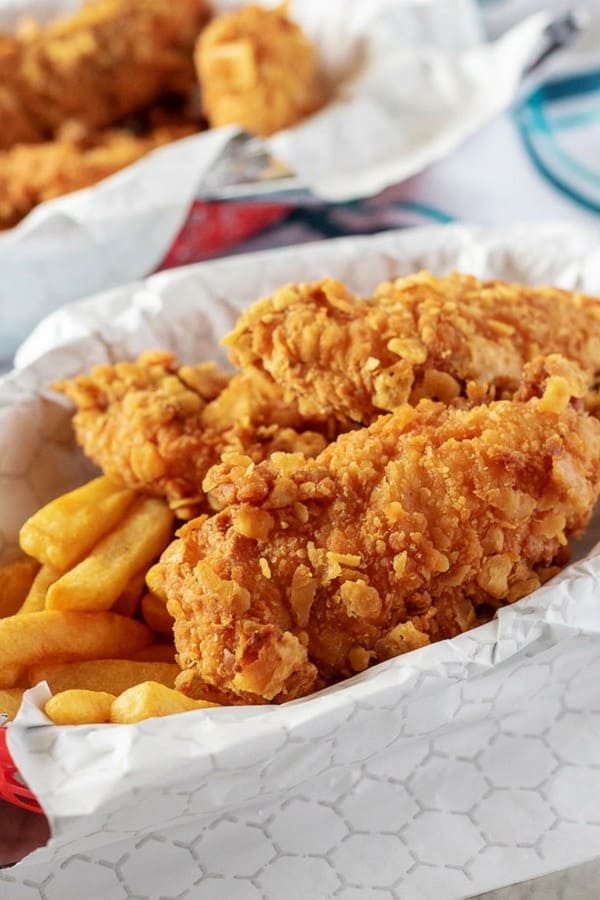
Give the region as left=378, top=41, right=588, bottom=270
left=540, top=70, right=600, bottom=102
left=514, top=69, right=600, bottom=213
left=547, top=109, right=600, bottom=131
left=515, top=109, right=600, bottom=215
left=527, top=97, right=600, bottom=188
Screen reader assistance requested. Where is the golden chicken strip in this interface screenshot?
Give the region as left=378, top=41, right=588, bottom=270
left=154, top=356, right=600, bottom=704
left=225, top=273, right=600, bottom=425
left=201, top=367, right=339, bottom=438
left=0, top=118, right=199, bottom=230
left=55, top=352, right=328, bottom=519
left=0, top=0, right=211, bottom=149
left=196, top=3, right=323, bottom=136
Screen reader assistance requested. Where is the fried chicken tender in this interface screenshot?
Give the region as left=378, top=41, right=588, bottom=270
left=0, top=118, right=199, bottom=229
left=225, top=273, right=600, bottom=425
left=0, top=0, right=211, bottom=149
left=0, top=35, right=42, bottom=146
left=196, top=3, right=324, bottom=136
left=55, top=352, right=328, bottom=519
left=154, top=357, right=600, bottom=704
left=202, top=367, right=339, bottom=438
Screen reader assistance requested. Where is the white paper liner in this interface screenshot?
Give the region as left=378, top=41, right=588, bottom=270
left=2, top=223, right=600, bottom=898
left=0, top=0, right=552, bottom=364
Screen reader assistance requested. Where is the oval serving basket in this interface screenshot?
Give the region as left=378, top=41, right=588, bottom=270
left=0, top=727, right=43, bottom=814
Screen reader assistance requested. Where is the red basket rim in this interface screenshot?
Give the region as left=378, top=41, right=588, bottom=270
left=0, top=725, right=43, bottom=814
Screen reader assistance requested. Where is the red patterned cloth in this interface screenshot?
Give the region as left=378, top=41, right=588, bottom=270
left=158, top=200, right=291, bottom=269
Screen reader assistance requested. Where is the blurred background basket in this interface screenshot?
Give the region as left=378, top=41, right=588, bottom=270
left=0, top=727, right=43, bottom=814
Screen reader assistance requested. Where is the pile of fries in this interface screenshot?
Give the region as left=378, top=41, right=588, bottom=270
left=0, top=477, right=218, bottom=726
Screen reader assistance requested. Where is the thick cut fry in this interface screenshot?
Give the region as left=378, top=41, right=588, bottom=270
left=145, top=563, right=167, bottom=601
left=29, top=659, right=179, bottom=695
left=112, top=569, right=147, bottom=618
left=45, top=690, right=115, bottom=726
left=111, top=681, right=218, bottom=724
left=0, top=688, right=25, bottom=721
left=141, top=592, right=174, bottom=637
left=132, top=643, right=176, bottom=663
left=18, top=564, right=60, bottom=614
left=0, top=611, right=152, bottom=668
left=46, top=497, right=174, bottom=612
left=0, top=558, right=38, bottom=617
left=19, top=476, right=136, bottom=571
left=0, top=664, right=25, bottom=689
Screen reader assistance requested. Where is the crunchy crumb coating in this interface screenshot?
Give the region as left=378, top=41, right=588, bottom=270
left=0, top=118, right=199, bottom=229
left=225, top=273, right=600, bottom=425
left=196, top=3, right=323, bottom=136
left=0, top=0, right=211, bottom=149
left=202, top=368, right=340, bottom=440
left=0, top=35, right=42, bottom=146
left=55, top=352, right=328, bottom=519
left=155, top=356, right=600, bottom=704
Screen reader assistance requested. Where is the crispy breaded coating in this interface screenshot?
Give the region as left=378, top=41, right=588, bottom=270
left=0, top=35, right=43, bottom=146
left=202, top=368, right=340, bottom=439
left=0, top=0, right=211, bottom=149
left=154, top=357, right=600, bottom=704
left=0, top=118, right=199, bottom=229
left=196, top=3, right=323, bottom=136
left=55, top=352, right=328, bottom=519
left=225, top=273, right=600, bottom=425
left=55, top=351, right=230, bottom=516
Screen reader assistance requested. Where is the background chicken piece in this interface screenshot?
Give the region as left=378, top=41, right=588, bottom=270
left=55, top=351, right=328, bottom=519
left=196, top=3, right=324, bottom=137
left=225, top=273, right=600, bottom=425
left=0, top=117, right=200, bottom=230
left=0, top=34, right=43, bottom=147
left=155, top=356, right=600, bottom=704
left=0, top=0, right=211, bottom=150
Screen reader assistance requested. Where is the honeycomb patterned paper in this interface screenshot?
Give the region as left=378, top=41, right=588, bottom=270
left=3, top=225, right=600, bottom=900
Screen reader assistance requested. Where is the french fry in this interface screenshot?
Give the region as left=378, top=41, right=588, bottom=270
left=145, top=563, right=167, bottom=601
left=29, top=659, right=180, bottom=695
left=141, top=592, right=174, bottom=637
left=0, top=558, right=39, bottom=618
left=45, top=690, right=115, bottom=726
left=18, top=563, right=60, bottom=614
left=0, top=664, right=25, bottom=689
left=46, top=497, right=174, bottom=612
left=111, top=681, right=219, bottom=724
left=132, top=643, right=176, bottom=663
left=0, top=688, right=25, bottom=721
left=0, top=611, right=153, bottom=669
left=19, top=476, right=136, bottom=571
left=112, top=569, right=147, bottom=618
